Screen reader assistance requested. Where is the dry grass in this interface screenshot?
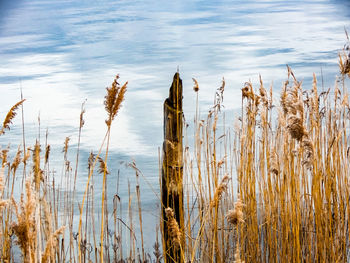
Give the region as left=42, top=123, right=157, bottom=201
left=0, top=41, right=349, bottom=263
left=168, top=40, right=350, bottom=262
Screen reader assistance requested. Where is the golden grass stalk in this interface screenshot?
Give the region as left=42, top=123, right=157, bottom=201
left=94, top=74, right=127, bottom=262
left=76, top=74, right=126, bottom=261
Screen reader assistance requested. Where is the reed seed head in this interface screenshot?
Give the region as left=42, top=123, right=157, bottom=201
left=32, top=141, right=42, bottom=191
left=0, top=199, right=10, bottom=210
left=11, top=147, right=22, bottom=174
left=192, top=78, right=199, bottom=92
left=88, top=151, right=96, bottom=171
left=98, top=156, right=109, bottom=175
left=1, top=148, right=9, bottom=167
left=168, top=179, right=178, bottom=194
left=164, top=207, right=181, bottom=250
left=104, top=75, right=128, bottom=127
left=0, top=99, right=25, bottom=135
left=227, top=198, right=244, bottom=225
left=63, top=137, right=70, bottom=157
left=242, top=82, right=255, bottom=101
left=269, top=151, right=279, bottom=176
left=210, top=174, right=230, bottom=208
left=23, top=147, right=31, bottom=165
left=339, top=48, right=350, bottom=77
left=45, top=144, right=51, bottom=164
left=302, top=137, right=314, bottom=168
left=287, top=115, right=306, bottom=141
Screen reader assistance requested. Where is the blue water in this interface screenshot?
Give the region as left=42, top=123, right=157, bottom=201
left=1, top=0, right=350, bottom=253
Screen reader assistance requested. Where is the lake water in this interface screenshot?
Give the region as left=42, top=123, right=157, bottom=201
left=1, top=0, right=350, bottom=253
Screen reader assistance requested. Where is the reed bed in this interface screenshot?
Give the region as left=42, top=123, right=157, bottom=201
left=235, top=66, right=350, bottom=262
left=168, top=41, right=350, bottom=262
left=0, top=75, right=157, bottom=262
left=0, top=41, right=349, bottom=262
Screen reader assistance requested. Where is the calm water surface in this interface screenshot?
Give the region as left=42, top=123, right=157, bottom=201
left=1, top=0, right=350, bottom=251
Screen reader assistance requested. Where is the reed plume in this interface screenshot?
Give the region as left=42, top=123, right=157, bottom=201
left=97, top=156, right=109, bottom=175
left=269, top=151, right=279, bottom=176
left=1, top=148, right=9, bottom=167
left=242, top=82, right=257, bottom=102
left=286, top=115, right=306, bottom=141
left=227, top=198, right=244, bottom=225
left=87, top=151, right=96, bottom=171
left=23, top=147, right=31, bottom=166
left=0, top=199, right=9, bottom=210
left=11, top=147, right=22, bottom=174
left=153, top=229, right=162, bottom=262
left=339, top=31, right=350, bottom=77
left=104, top=74, right=128, bottom=127
left=44, top=145, right=50, bottom=165
left=210, top=174, right=230, bottom=208
left=192, top=78, right=199, bottom=92
left=63, top=137, right=70, bottom=159
left=301, top=137, right=314, bottom=168
left=0, top=99, right=25, bottom=135
left=165, top=207, right=181, bottom=250
left=32, top=141, right=42, bottom=191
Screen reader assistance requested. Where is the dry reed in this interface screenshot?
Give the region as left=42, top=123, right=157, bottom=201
left=0, top=41, right=349, bottom=263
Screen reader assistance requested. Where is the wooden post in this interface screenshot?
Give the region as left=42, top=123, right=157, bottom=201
left=162, top=72, right=184, bottom=262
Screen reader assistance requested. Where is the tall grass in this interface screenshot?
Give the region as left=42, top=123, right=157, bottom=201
left=165, top=43, right=350, bottom=262
left=0, top=75, right=154, bottom=262
left=0, top=40, right=350, bottom=262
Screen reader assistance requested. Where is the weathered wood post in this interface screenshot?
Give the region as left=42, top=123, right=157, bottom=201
left=161, top=72, right=184, bottom=262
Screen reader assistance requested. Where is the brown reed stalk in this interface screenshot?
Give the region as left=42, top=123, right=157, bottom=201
left=100, top=74, right=127, bottom=262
